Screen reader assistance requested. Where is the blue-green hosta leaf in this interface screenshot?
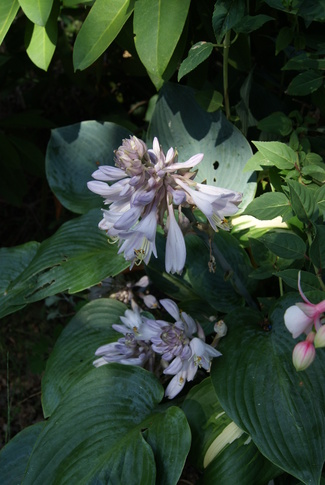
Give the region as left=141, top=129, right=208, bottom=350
left=147, top=83, right=256, bottom=209
left=0, top=422, right=45, bottom=485
left=0, top=210, right=129, bottom=318
left=211, top=299, right=325, bottom=484
left=0, top=0, right=19, bottom=44
left=23, top=365, right=190, bottom=485
left=73, top=0, right=135, bottom=71
left=178, top=41, right=215, bottom=81
left=19, top=0, right=53, bottom=26
left=182, top=378, right=281, bottom=484
left=46, top=121, right=131, bottom=214
left=134, top=0, right=190, bottom=79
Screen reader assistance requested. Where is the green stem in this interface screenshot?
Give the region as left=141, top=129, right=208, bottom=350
left=279, top=276, right=284, bottom=297
left=223, top=31, right=231, bottom=120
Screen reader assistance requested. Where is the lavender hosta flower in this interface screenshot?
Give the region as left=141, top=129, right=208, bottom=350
left=284, top=272, right=325, bottom=338
left=164, top=338, right=222, bottom=399
left=87, top=135, right=242, bottom=273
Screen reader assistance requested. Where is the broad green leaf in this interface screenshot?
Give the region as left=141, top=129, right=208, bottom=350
left=0, top=210, right=129, bottom=318
left=134, top=0, right=190, bottom=79
left=286, top=70, right=324, bottom=96
left=316, top=184, right=325, bottom=216
left=46, top=121, right=132, bottom=214
left=244, top=192, right=292, bottom=220
left=259, top=230, right=306, bottom=260
left=257, top=112, right=293, bottom=136
left=298, top=0, right=325, bottom=23
left=0, top=422, right=45, bottom=485
left=276, top=269, right=321, bottom=292
left=243, top=151, right=274, bottom=172
left=0, top=242, right=40, bottom=318
left=18, top=0, right=53, bottom=26
left=211, top=299, right=325, bottom=484
left=302, top=164, right=325, bottom=183
left=178, top=41, right=214, bottom=81
left=310, top=225, right=325, bottom=273
left=73, top=0, right=135, bottom=71
left=233, top=14, right=274, bottom=34
left=25, top=1, right=58, bottom=71
left=275, top=26, right=293, bottom=55
left=212, top=0, right=245, bottom=43
left=287, top=179, right=316, bottom=223
left=195, top=89, right=223, bottom=113
left=252, top=141, right=297, bottom=170
left=147, top=83, right=256, bottom=209
left=0, top=0, right=19, bottom=44
left=23, top=365, right=190, bottom=485
left=182, top=378, right=281, bottom=484
left=42, top=298, right=127, bottom=417
left=283, top=53, right=325, bottom=71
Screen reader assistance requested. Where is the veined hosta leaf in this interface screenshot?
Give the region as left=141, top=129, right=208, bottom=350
left=0, top=0, right=19, bottom=44
left=0, top=210, right=129, bottom=319
left=25, top=0, right=58, bottom=71
left=178, top=41, right=215, bottom=81
left=134, top=0, right=190, bottom=80
left=46, top=121, right=131, bottom=214
left=147, top=83, right=256, bottom=209
left=182, top=378, right=281, bottom=484
left=73, top=0, right=135, bottom=71
left=23, top=365, right=190, bottom=485
left=211, top=299, right=325, bottom=484
left=19, top=0, right=53, bottom=26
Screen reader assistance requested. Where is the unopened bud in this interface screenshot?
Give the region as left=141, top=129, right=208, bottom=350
left=314, top=325, right=325, bottom=348
left=292, top=335, right=316, bottom=371
left=214, top=320, right=227, bottom=337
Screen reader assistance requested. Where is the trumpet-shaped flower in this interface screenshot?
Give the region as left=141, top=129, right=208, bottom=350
left=88, top=135, right=242, bottom=273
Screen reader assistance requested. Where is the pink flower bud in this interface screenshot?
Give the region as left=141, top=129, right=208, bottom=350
left=292, top=335, right=316, bottom=371
left=314, top=325, right=325, bottom=348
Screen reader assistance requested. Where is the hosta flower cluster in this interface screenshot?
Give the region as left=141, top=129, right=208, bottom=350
left=88, top=136, right=242, bottom=274
left=284, top=273, right=325, bottom=371
left=94, top=299, right=221, bottom=399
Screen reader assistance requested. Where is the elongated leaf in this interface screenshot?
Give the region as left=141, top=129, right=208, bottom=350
left=25, top=2, right=58, bottom=71
left=286, top=70, right=324, bottom=96
left=134, top=0, right=190, bottom=79
left=147, top=83, right=256, bottom=209
left=234, top=14, right=274, bottom=34
left=46, top=121, right=131, bottom=214
left=257, top=112, right=293, bottom=136
left=283, top=53, right=325, bottom=71
left=212, top=0, right=245, bottom=43
left=287, top=179, right=316, bottom=223
left=0, top=0, right=19, bottom=44
left=252, top=141, right=297, bottom=170
left=178, top=41, right=214, bottom=81
left=23, top=365, right=190, bottom=485
left=0, top=210, right=129, bottom=319
left=276, top=269, right=321, bottom=292
left=211, top=299, right=325, bottom=484
left=259, top=230, right=306, bottom=260
left=73, top=0, right=135, bottom=71
left=19, top=0, right=53, bottom=26
left=42, top=298, right=127, bottom=417
left=244, top=192, right=292, bottom=221
left=0, top=422, right=45, bottom=485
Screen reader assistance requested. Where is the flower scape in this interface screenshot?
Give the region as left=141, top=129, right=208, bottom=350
left=87, top=135, right=242, bottom=274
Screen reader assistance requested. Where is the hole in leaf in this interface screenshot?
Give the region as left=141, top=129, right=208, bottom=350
left=213, top=161, right=219, bottom=170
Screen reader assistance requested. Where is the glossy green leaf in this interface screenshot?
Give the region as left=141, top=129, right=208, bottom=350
left=73, top=0, right=135, bottom=71
left=0, top=242, right=40, bottom=318
left=252, top=141, right=297, bottom=170
left=234, top=14, right=274, bottom=34
left=25, top=1, right=58, bottom=71
left=211, top=298, right=325, bottom=484
left=212, top=0, right=245, bottom=43
left=42, top=298, right=127, bottom=417
left=287, top=180, right=316, bottom=223
left=46, top=121, right=131, bottom=214
left=18, top=0, right=53, bottom=26
left=147, top=83, right=256, bottom=209
left=23, top=365, right=190, bottom=485
left=286, top=70, right=324, bottom=96
left=244, top=192, right=292, bottom=220
left=0, top=422, right=45, bottom=485
left=275, top=26, right=293, bottom=55
left=310, top=225, right=325, bottom=273
left=0, top=210, right=129, bottom=319
left=259, top=230, right=306, bottom=260
left=283, top=53, right=325, bottom=71
left=134, top=0, right=190, bottom=80
left=0, top=0, right=19, bottom=44
left=276, top=269, right=321, bottom=292
left=257, top=112, right=293, bottom=136
left=178, top=41, right=214, bottom=81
